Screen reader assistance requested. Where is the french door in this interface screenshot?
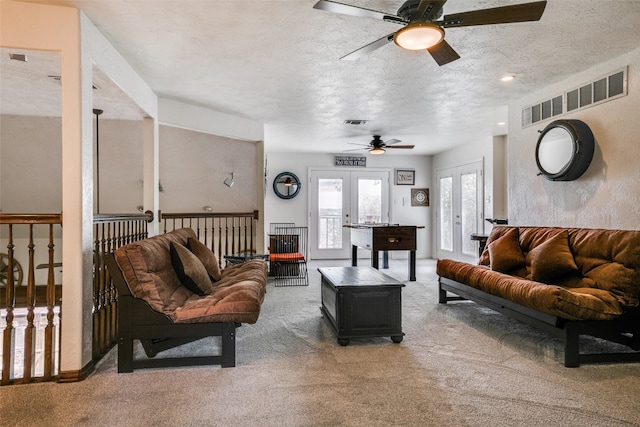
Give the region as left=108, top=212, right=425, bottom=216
left=436, top=161, right=483, bottom=263
left=309, top=169, right=390, bottom=259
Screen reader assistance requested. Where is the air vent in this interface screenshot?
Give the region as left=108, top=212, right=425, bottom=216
left=9, top=53, right=27, bottom=62
left=522, top=66, right=627, bottom=128
left=344, top=120, right=368, bottom=125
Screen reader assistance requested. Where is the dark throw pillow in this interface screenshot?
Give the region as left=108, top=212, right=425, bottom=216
left=186, top=237, right=222, bottom=282
left=488, top=228, right=525, bottom=273
left=527, top=230, right=579, bottom=283
left=169, top=242, right=210, bottom=296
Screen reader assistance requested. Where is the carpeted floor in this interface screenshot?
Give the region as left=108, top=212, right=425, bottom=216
left=2, top=259, right=640, bottom=426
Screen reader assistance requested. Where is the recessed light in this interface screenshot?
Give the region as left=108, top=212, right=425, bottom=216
left=497, top=122, right=507, bottom=126
left=9, top=53, right=27, bottom=62
left=501, top=74, right=516, bottom=82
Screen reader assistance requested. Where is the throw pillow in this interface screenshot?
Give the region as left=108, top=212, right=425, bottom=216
left=488, top=228, right=525, bottom=273
left=186, top=238, right=222, bottom=282
left=527, top=230, right=579, bottom=283
left=169, top=242, right=210, bottom=296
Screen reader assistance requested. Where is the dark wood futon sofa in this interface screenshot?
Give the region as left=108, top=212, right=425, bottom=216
left=437, top=226, right=640, bottom=367
left=106, top=228, right=268, bottom=372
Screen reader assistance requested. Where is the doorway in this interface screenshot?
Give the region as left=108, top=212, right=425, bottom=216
left=436, top=161, right=483, bottom=263
left=309, top=169, right=390, bottom=259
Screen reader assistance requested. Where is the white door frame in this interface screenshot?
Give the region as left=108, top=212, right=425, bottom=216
left=309, top=168, right=391, bottom=260
left=436, top=160, right=484, bottom=263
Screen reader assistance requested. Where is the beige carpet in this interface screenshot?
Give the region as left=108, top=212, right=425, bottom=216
left=2, top=259, right=640, bottom=426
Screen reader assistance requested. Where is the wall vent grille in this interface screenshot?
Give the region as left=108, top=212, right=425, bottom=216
left=522, top=66, right=627, bottom=128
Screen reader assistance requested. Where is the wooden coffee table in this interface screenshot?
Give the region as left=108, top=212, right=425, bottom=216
left=318, top=266, right=405, bottom=346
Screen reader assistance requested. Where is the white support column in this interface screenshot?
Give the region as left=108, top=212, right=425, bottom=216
left=59, top=14, right=95, bottom=376
left=143, top=117, right=160, bottom=235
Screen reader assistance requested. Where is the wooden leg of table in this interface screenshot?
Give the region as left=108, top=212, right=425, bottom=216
left=383, top=251, right=389, bottom=269
left=351, top=245, right=358, bottom=267
left=409, top=250, right=416, bottom=281
left=371, top=250, right=379, bottom=269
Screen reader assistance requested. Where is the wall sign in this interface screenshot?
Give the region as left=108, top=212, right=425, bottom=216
left=335, top=156, right=366, bottom=167
left=395, top=169, right=415, bottom=185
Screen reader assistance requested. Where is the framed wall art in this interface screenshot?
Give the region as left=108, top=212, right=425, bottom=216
left=395, top=169, right=415, bottom=185
left=411, top=188, right=429, bottom=206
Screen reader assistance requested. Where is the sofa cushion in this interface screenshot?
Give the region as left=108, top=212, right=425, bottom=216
left=186, top=237, right=222, bottom=282
left=437, top=259, right=623, bottom=320
left=169, top=242, right=210, bottom=296
left=527, top=230, right=578, bottom=283
left=488, top=228, right=525, bottom=273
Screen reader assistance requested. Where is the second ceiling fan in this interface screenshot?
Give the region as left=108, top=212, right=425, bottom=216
left=313, top=0, right=547, bottom=65
left=346, top=135, right=415, bottom=155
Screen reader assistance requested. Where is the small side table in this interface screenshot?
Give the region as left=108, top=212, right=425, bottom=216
left=224, top=252, right=268, bottom=266
left=470, top=234, right=489, bottom=257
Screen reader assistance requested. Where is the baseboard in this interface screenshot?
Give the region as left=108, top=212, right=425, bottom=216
left=57, top=360, right=96, bottom=383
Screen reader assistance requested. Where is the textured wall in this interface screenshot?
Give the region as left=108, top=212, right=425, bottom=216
left=0, top=116, right=258, bottom=214
left=159, top=125, right=258, bottom=212
left=508, top=47, right=640, bottom=230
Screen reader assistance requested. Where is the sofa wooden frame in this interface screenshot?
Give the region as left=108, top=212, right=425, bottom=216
left=439, top=277, right=640, bottom=367
left=106, top=254, right=236, bottom=373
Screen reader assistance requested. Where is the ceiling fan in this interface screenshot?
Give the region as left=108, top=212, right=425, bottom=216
left=345, top=135, right=415, bottom=155
left=313, top=0, right=547, bottom=65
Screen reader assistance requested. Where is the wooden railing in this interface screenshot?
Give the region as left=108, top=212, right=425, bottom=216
left=160, top=210, right=260, bottom=265
left=0, top=213, right=62, bottom=385
left=92, top=211, right=153, bottom=361
left=2, top=209, right=258, bottom=385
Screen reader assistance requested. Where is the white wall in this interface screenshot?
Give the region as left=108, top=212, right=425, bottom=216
left=508, top=47, right=640, bottom=229
left=159, top=125, right=258, bottom=212
left=264, top=152, right=432, bottom=258
left=0, top=115, right=62, bottom=213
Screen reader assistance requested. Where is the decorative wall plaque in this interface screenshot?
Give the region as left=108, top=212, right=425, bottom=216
left=411, top=188, right=429, bottom=206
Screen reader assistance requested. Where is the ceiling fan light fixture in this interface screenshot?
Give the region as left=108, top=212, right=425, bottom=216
left=394, top=23, right=444, bottom=51
left=369, top=147, right=386, bottom=155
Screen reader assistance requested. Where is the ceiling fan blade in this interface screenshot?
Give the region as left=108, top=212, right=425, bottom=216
left=388, top=145, right=415, bottom=149
left=343, top=147, right=368, bottom=152
left=427, top=39, right=460, bottom=66
left=441, top=1, right=547, bottom=28
left=313, top=0, right=399, bottom=22
left=384, top=138, right=403, bottom=146
left=414, top=0, right=447, bottom=21
left=340, top=33, right=395, bottom=60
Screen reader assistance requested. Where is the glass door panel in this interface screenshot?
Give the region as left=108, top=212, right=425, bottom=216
left=439, top=176, right=453, bottom=253
left=318, top=178, right=344, bottom=249
left=461, top=171, right=478, bottom=257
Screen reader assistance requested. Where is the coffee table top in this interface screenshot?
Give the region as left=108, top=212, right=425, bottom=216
left=318, top=266, right=404, bottom=288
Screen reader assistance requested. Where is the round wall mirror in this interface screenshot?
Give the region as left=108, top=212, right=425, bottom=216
left=273, top=172, right=301, bottom=199
left=535, top=119, right=594, bottom=181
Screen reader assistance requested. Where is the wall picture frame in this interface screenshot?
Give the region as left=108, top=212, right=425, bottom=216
left=411, top=188, right=429, bottom=206
left=395, top=169, right=415, bottom=185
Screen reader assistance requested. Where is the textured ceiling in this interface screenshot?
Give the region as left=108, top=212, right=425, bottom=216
left=3, top=0, right=640, bottom=155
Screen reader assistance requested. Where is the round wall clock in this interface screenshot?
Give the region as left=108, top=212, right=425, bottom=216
left=535, top=119, right=595, bottom=181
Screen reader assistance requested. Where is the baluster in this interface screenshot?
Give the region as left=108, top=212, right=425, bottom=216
left=44, top=224, right=56, bottom=380
left=2, top=225, right=16, bottom=385
left=92, top=224, right=101, bottom=360
left=217, top=219, right=223, bottom=268
left=23, top=225, right=36, bottom=382
left=105, top=222, right=114, bottom=350
left=99, top=223, right=107, bottom=356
